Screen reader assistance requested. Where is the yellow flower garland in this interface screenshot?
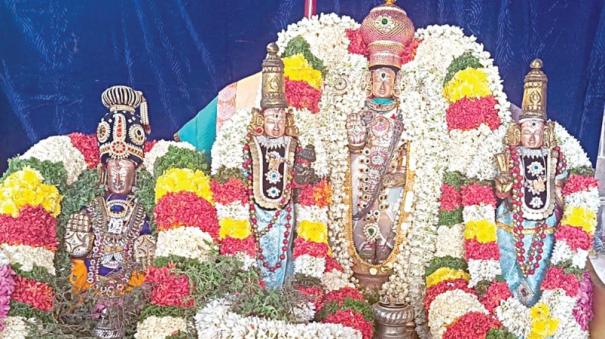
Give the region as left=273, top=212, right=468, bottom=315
left=528, top=303, right=559, bottom=339
left=426, top=267, right=470, bottom=288
left=0, top=167, right=62, bottom=217
left=298, top=220, right=328, bottom=244
left=283, top=54, right=323, bottom=89
left=443, top=68, right=491, bottom=103
left=219, top=218, right=251, bottom=240
left=464, top=219, right=497, bottom=243
left=155, top=168, right=213, bottom=203
left=561, top=206, right=596, bottom=234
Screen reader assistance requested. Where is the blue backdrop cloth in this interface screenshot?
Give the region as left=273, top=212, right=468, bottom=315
left=1, top=0, right=604, bottom=172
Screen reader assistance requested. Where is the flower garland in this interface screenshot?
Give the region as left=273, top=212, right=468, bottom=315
left=136, top=141, right=216, bottom=338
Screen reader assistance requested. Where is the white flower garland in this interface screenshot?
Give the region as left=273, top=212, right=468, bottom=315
left=134, top=316, right=190, bottom=339
left=154, top=226, right=216, bottom=261
left=0, top=244, right=55, bottom=276
left=20, top=135, right=87, bottom=184
left=428, top=289, right=487, bottom=338
left=195, top=299, right=362, bottom=339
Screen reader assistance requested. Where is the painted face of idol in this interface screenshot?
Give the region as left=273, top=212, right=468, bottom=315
left=263, top=108, right=286, bottom=138
left=371, top=66, right=397, bottom=98
left=520, top=119, right=545, bottom=149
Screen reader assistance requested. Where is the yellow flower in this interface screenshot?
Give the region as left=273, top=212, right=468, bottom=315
left=426, top=267, right=470, bottom=288
left=0, top=168, right=62, bottom=217
left=283, top=54, right=323, bottom=89
left=219, top=218, right=251, bottom=240
left=298, top=220, right=328, bottom=244
left=443, top=68, right=491, bottom=103
left=530, top=318, right=559, bottom=338
left=464, top=219, right=497, bottom=243
left=562, top=206, right=596, bottom=234
left=530, top=303, right=550, bottom=320
left=155, top=168, right=213, bottom=203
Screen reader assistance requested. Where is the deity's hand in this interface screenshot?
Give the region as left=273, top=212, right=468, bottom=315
left=346, top=113, right=367, bottom=153
left=495, top=173, right=513, bottom=198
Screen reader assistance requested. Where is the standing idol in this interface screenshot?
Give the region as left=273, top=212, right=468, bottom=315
left=345, top=0, right=415, bottom=291
left=65, top=86, right=156, bottom=338
left=494, top=59, right=568, bottom=306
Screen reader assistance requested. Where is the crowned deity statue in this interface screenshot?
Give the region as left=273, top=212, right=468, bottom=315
left=65, top=85, right=156, bottom=338
left=345, top=1, right=416, bottom=291
left=244, top=43, right=318, bottom=289
left=494, top=60, right=568, bottom=306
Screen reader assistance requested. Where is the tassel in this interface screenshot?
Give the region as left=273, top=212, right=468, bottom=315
left=139, top=93, right=151, bottom=134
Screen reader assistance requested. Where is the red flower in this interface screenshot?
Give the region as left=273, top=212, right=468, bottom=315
left=446, top=96, right=501, bottom=131
left=440, top=184, right=462, bottom=211
left=69, top=133, right=100, bottom=168
left=144, top=140, right=157, bottom=153
left=401, top=38, right=420, bottom=66
left=562, top=175, right=599, bottom=196
left=211, top=178, right=248, bottom=205
left=324, top=256, right=344, bottom=273
left=323, top=309, right=374, bottom=339
left=293, top=238, right=329, bottom=258
left=297, top=179, right=332, bottom=207
left=145, top=266, right=194, bottom=308
left=461, top=183, right=496, bottom=207
left=219, top=236, right=257, bottom=257
left=465, top=240, right=500, bottom=260
left=296, top=285, right=325, bottom=309
left=345, top=28, right=368, bottom=56
left=555, top=225, right=593, bottom=251
left=481, top=281, right=512, bottom=313
left=285, top=78, right=321, bottom=113
left=154, top=192, right=219, bottom=238
left=443, top=312, right=501, bottom=339
left=424, top=279, right=474, bottom=312
left=0, top=206, right=58, bottom=250
left=319, top=287, right=365, bottom=312
left=12, top=276, right=54, bottom=312
left=542, top=266, right=580, bottom=297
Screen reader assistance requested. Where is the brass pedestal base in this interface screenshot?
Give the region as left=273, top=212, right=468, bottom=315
left=353, top=270, right=390, bottom=291
left=373, top=302, right=417, bottom=339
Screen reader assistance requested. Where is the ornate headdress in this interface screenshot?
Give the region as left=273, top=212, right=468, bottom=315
left=97, top=85, right=150, bottom=167
left=360, top=0, right=415, bottom=69
left=520, top=59, right=548, bottom=122
left=260, top=42, right=287, bottom=109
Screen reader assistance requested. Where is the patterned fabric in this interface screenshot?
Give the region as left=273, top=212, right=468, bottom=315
left=1, top=1, right=603, bottom=171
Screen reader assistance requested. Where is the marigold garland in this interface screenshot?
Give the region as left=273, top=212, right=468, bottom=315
left=464, top=219, right=497, bottom=243
left=218, top=218, right=252, bottom=240
left=426, top=267, right=471, bottom=288
left=561, top=206, right=596, bottom=234
left=297, top=220, right=328, bottom=244
left=154, top=168, right=213, bottom=203
left=443, top=68, right=491, bottom=103
left=283, top=54, right=323, bottom=90
left=0, top=168, right=62, bottom=218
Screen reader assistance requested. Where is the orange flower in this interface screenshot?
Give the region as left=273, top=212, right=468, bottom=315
left=69, top=259, right=91, bottom=292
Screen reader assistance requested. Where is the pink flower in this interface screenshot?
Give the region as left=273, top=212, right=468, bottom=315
left=0, top=265, right=15, bottom=331
left=542, top=266, right=580, bottom=297
left=12, top=275, right=54, bottom=312
left=69, top=133, right=100, bottom=168
left=296, top=285, right=325, bottom=309
left=443, top=312, right=501, bottom=339
left=285, top=78, right=321, bottom=113
left=461, top=183, right=496, bottom=207
left=555, top=225, right=592, bottom=251
left=345, top=28, right=368, bottom=56
left=219, top=236, right=257, bottom=257
left=465, top=240, right=500, bottom=260
left=440, top=184, right=462, bottom=211
left=211, top=178, right=248, bottom=205
left=324, top=256, right=344, bottom=273
left=563, top=175, right=599, bottom=196
left=0, top=206, right=58, bottom=250
left=145, top=266, right=194, bottom=308
left=293, top=238, right=329, bottom=258
left=154, top=192, right=219, bottom=238
left=446, top=96, right=501, bottom=131
left=481, top=281, right=512, bottom=313
left=573, top=272, right=593, bottom=330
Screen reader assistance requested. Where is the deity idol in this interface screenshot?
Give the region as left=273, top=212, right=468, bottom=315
left=494, top=59, right=567, bottom=306
left=244, top=43, right=315, bottom=288
left=345, top=0, right=415, bottom=290
left=65, top=86, right=156, bottom=338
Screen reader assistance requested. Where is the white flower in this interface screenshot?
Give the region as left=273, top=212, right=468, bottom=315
left=1, top=316, right=31, bottom=339
left=434, top=224, right=465, bottom=258
left=211, top=108, right=251, bottom=174
left=296, top=205, right=329, bottom=225
left=20, top=135, right=86, bottom=184
left=0, top=244, right=55, bottom=276
left=428, top=290, right=486, bottom=339
left=294, top=255, right=326, bottom=279
left=565, top=188, right=600, bottom=212
left=321, top=269, right=355, bottom=292
left=135, top=316, right=189, bottom=339
left=467, top=259, right=501, bottom=287
left=154, top=226, right=216, bottom=261
left=216, top=202, right=249, bottom=220
left=143, top=140, right=195, bottom=175
left=495, top=298, right=531, bottom=338
left=463, top=205, right=495, bottom=223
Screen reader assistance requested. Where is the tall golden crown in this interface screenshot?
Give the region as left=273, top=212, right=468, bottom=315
left=360, top=0, right=415, bottom=69
left=520, top=59, right=548, bottom=121
left=260, top=43, right=287, bottom=109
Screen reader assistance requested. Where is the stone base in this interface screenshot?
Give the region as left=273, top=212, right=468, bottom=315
left=373, top=302, right=417, bottom=339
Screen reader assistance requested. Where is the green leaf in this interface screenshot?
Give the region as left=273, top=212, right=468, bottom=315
left=438, top=209, right=463, bottom=226
left=444, top=51, right=483, bottom=85
left=425, top=256, right=468, bottom=278
left=154, top=146, right=210, bottom=178
left=3, top=157, right=68, bottom=193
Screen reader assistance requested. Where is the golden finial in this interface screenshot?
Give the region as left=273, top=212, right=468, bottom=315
left=260, top=43, right=287, bottom=109
left=520, top=58, right=548, bottom=121
left=385, top=0, right=397, bottom=5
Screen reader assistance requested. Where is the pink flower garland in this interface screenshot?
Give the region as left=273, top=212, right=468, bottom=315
left=442, top=312, right=501, bottom=339
left=345, top=28, right=368, bottom=56
left=292, top=238, right=328, bottom=258
left=219, top=236, right=257, bottom=257
left=440, top=184, right=462, bottom=211
left=460, top=183, right=496, bottom=207
left=573, top=272, right=593, bottom=331
left=285, top=78, right=321, bottom=113
left=554, top=225, right=592, bottom=251
left=445, top=96, right=500, bottom=131
left=0, top=265, right=15, bottom=331
left=464, top=240, right=500, bottom=260
left=12, top=276, right=54, bottom=312
left=0, top=206, right=58, bottom=250
left=562, top=174, right=599, bottom=196
left=154, top=192, right=219, bottom=238
left=542, top=266, right=581, bottom=297
left=480, top=281, right=512, bottom=313
left=69, top=133, right=100, bottom=168
left=324, top=256, right=343, bottom=273
left=211, top=178, right=248, bottom=205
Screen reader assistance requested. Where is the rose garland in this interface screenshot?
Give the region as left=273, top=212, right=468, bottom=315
left=135, top=141, right=216, bottom=339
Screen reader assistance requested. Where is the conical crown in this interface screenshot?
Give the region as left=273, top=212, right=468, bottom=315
left=520, top=59, right=548, bottom=121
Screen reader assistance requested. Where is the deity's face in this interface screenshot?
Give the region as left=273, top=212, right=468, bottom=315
left=520, top=119, right=545, bottom=149
left=371, top=67, right=397, bottom=98
left=106, top=159, right=136, bottom=194
left=263, top=108, right=286, bottom=138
